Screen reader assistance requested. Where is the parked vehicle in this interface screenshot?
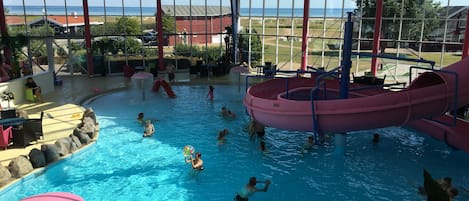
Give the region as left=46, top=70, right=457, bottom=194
left=140, top=31, right=157, bottom=43
left=89, top=36, right=143, bottom=55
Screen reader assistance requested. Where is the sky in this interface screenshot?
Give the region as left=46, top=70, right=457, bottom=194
left=3, top=0, right=469, bottom=8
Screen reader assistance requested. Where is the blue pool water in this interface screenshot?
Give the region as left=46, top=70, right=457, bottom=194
left=1, top=85, right=469, bottom=201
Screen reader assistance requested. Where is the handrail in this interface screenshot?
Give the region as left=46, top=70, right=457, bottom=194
left=307, top=66, right=325, bottom=72
left=349, top=82, right=407, bottom=92
left=314, top=66, right=342, bottom=101
left=409, top=66, right=459, bottom=127
left=310, top=86, right=320, bottom=143
left=315, top=66, right=342, bottom=85
left=308, top=66, right=342, bottom=141
left=244, top=69, right=325, bottom=92
left=267, top=69, right=320, bottom=78
left=354, top=52, right=436, bottom=68
left=244, top=75, right=295, bottom=97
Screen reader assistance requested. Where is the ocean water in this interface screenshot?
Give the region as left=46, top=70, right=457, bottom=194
left=0, top=84, right=468, bottom=201
left=240, top=8, right=355, bottom=17
left=4, top=5, right=354, bottom=17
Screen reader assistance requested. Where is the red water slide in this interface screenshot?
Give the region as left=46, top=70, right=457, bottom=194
left=152, top=79, right=176, bottom=98
left=244, top=58, right=469, bottom=151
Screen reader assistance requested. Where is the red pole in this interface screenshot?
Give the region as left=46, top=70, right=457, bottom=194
left=83, top=0, right=94, bottom=76
left=156, top=0, right=164, bottom=71
left=462, top=9, right=469, bottom=59
left=0, top=0, right=12, bottom=65
left=370, top=0, right=383, bottom=76
left=300, top=0, right=310, bottom=71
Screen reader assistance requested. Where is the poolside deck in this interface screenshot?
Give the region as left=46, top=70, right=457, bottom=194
left=0, top=76, right=128, bottom=166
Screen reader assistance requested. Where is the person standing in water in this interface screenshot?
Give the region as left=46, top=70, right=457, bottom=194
left=207, top=85, right=214, bottom=101
left=143, top=120, right=155, bottom=137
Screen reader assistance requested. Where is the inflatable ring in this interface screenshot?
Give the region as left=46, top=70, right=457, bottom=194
left=183, top=145, right=195, bottom=157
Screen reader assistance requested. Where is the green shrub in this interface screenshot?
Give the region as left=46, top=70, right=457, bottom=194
left=57, top=46, right=68, bottom=57
left=201, top=46, right=223, bottom=64
left=174, top=43, right=200, bottom=57
left=142, top=48, right=158, bottom=57
left=92, top=36, right=143, bottom=55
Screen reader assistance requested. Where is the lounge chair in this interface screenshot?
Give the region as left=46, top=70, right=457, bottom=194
left=352, top=73, right=386, bottom=85
left=0, top=109, right=17, bottom=119
left=0, top=125, right=13, bottom=150
left=23, top=112, right=44, bottom=140
left=264, top=64, right=277, bottom=76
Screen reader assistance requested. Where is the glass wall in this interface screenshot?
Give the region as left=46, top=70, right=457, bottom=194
left=1, top=0, right=468, bottom=79
left=354, top=0, right=468, bottom=81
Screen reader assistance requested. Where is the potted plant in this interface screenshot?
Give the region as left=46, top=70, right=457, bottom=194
left=1, top=91, right=15, bottom=109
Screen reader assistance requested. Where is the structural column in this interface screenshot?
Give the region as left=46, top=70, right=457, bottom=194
left=300, top=0, right=310, bottom=71
left=0, top=0, right=12, bottom=65
left=83, top=0, right=94, bottom=76
left=156, top=0, right=164, bottom=70
left=462, top=8, right=469, bottom=59
left=46, top=38, right=55, bottom=73
left=370, top=0, right=383, bottom=75
left=334, top=133, right=346, bottom=156
left=340, top=13, right=353, bottom=99
left=230, top=0, right=240, bottom=64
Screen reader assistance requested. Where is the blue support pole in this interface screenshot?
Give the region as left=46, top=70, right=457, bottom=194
left=335, top=12, right=353, bottom=156
left=340, top=12, right=353, bottom=99
left=334, top=133, right=346, bottom=156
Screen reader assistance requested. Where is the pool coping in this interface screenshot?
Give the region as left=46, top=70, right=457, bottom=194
left=79, top=86, right=128, bottom=106
left=0, top=139, right=98, bottom=194
left=0, top=87, right=113, bottom=194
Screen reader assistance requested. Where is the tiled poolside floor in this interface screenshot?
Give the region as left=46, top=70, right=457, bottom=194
left=0, top=75, right=126, bottom=166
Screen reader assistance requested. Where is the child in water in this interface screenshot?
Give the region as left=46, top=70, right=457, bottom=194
left=143, top=120, right=155, bottom=137
left=137, top=112, right=144, bottom=124
left=301, top=136, right=317, bottom=154
left=221, top=106, right=236, bottom=119
left=207, top=85, right=214, bottom=101
left=259, top=141, right=266, bottom=151
left=217, top=128, right=229, bottom=145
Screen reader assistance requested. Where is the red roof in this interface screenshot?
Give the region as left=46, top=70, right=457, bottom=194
left=6, top=16, right=26, bottom=25
left=48, top=16, right=90, bottom=25
left=29, top=16, right=103, bottom=27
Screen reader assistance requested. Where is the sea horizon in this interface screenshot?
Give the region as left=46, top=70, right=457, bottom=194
left=4, top=5, right=355, bottom=18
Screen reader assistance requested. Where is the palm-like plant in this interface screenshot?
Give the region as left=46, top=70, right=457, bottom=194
left=0, top=33, right=28, bottom=78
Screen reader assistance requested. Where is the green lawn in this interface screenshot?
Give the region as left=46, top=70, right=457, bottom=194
left=416, top=52, right=462, bottom=67
left=259, top=42, right=463, bottom=72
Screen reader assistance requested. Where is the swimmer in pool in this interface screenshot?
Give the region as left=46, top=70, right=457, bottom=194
left=235, top=177, right=271, bottom=201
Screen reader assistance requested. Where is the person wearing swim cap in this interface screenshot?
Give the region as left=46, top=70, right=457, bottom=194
left=137, top=112, right=144, bottom=124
